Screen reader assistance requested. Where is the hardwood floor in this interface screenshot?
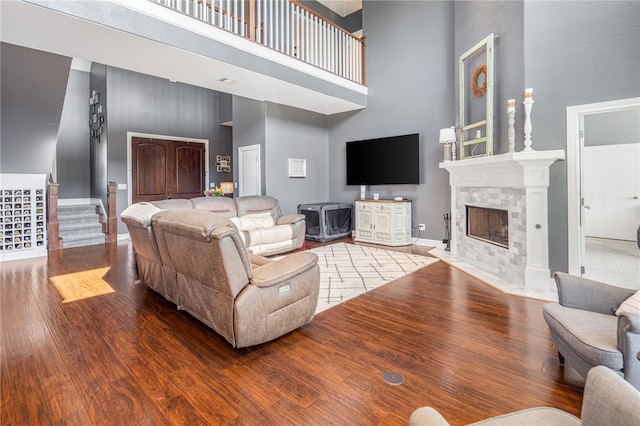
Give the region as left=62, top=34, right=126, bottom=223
left=1, top=238, right=584, bottom=425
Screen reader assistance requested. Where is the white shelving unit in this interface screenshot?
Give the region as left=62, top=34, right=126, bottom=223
left=0, top=174, right=48, bottom=262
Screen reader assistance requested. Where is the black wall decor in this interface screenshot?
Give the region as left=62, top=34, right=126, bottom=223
left=89, top=89, right=104, bottom=142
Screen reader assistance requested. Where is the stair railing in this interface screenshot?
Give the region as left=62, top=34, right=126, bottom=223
left=47, top=174, right=61, bottom=251
left=150, top=0, right=365, bottom=85
left=106, top=182, right=117, bottom=244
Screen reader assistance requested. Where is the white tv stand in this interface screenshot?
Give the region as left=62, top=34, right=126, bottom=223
left=354, top=199, right=412, bottom=246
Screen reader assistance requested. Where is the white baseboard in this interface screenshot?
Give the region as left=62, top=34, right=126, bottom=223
left=413, top=238, right=446, bottom=249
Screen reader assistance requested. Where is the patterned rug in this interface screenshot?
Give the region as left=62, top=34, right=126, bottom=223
left=307, top=243, right=439, bottom=313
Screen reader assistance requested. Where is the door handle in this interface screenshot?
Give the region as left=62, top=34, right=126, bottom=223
left=584, top=205, right=591, bottom=209
left=634, top=195, right=639, bottom=200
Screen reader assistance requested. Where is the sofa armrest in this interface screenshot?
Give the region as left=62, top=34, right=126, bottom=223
left=251, top=252, right=318, bottom=288
left=276, top=214, right=305, bottom=225
left=618, top=312, right=640, bottom=390
left=409, top=407, right=452, bottom=426
left=554, top=272, right=635, bottom=315
left=581, top=366, right=640, bottom=424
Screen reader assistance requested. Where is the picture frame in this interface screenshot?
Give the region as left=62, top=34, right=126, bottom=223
left=216, top=155, right=231, bottom=173
left=288, top=158, right=306, bottom=178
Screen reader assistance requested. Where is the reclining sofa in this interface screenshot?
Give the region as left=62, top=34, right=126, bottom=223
left=121, top=201, right=320, bottom=348
left=149, top=195, right=306, bottom=257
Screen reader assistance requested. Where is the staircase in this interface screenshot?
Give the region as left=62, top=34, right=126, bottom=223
left=58, top=204, right=105, bottom=248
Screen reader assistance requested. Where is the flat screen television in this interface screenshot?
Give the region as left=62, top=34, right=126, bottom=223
left=346, top=133, right=420, bottom=185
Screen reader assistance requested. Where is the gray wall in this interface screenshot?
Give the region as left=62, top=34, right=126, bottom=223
left=584, top=109, right=640, bottom=146
left=265, top=103, right=329, bottom=215
left=454, top=1, right=525, bottom=154
left=232, top=96, right=267, bottom=195
left=1, top=43, right=70, bottom=174
left=524, top=0, right=640, bottom=273
left=102, top=66, right=232, bottom=232
left=57, top=69, right=90, bottom=198
left=89, top=63, right=108, bottom=209
left=327, top=0, right=456, bottom=240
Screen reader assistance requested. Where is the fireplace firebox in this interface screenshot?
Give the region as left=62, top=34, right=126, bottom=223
left=466, top=206, right=509, bottom=249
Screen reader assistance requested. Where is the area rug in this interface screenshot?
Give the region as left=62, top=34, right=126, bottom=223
left=307, top=243, right=439, bottom=313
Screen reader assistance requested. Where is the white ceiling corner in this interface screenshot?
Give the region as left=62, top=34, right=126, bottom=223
left=317, top=0, right=362, bottom=17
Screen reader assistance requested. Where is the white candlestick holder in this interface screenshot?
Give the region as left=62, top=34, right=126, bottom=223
left=523, top=89, right=534, bottom=151
left=507, top=99, right=516, bottom=153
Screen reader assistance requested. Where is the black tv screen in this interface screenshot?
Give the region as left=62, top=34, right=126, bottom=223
left=346, top=133, right=420, bottom=185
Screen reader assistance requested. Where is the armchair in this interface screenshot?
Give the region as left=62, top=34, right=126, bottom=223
left=409, top=366, right=640, bottom=425
left=542, top=272, right=640, bottom=389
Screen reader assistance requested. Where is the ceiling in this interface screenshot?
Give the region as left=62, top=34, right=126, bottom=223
left=317, top=0, right=362, bottom=17
left=0, top=0, right=367, bottom=115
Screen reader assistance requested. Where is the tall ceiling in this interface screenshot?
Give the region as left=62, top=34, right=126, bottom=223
left=0, top=0, right=367, bottom=115
left=317, top=0, right=362, bottom=17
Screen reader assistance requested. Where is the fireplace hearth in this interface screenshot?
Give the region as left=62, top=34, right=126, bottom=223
left=466, top=206, right=508, bottom=248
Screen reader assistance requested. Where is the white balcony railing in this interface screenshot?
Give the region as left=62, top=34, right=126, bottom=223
left=151, top=0, right=366, bottom=85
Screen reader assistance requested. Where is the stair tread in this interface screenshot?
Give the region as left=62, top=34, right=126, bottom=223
left=62, top=233, right=105, bottom=242
left=58, top=213, right=98, bottom=222
left=59, top=222, right=103, bottom=230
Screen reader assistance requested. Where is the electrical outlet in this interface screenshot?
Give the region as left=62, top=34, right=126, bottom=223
left=418, top=224, right=426, bottom=231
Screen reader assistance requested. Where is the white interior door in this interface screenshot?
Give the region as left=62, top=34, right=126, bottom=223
left=238, top=144, right=261, bottom=197
left=583, top=143, right=640, bottom=240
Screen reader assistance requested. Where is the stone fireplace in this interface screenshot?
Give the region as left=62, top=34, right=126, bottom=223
left=440, top=150, right=565, bottom=292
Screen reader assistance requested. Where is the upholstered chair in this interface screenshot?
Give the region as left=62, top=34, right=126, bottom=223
left=542, top=272, right=639, bottom=390
left=151, top=209, right=320, bottom=348
left=409, top=366, right=640, bottom=425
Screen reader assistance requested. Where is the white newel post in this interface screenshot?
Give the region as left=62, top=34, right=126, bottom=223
left=440, top=150, right=565, bottom=292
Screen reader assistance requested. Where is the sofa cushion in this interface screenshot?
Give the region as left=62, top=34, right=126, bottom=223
left=242, top=224, right=294, bottom=246
left=191, top=196, right=237, bottom=218
left=616, top=289, right=640, bottom=316
left=150, top=199, right=194, bottom=209
left=543, top=303, right=622, bottom=369
left=238, top=211, right=277, bottom=230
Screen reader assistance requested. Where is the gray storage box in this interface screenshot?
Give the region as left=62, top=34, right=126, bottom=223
left=297, top=202, right=352, bottom=242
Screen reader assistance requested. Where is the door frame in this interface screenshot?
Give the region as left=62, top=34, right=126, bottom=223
left=127, top=132, right=209, bottom=206
left=566, top=97, right=640, bottom=275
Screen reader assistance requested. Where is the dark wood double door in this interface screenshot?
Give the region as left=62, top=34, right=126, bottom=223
left=132, top=137, right=205, bottom=203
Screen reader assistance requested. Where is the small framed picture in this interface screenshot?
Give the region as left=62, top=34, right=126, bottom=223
left=288, top=158, right=306, bottom=178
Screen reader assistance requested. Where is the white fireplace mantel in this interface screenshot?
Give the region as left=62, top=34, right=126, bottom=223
left=440, top=150, right=565, bottom=293
left=439, top=150, right=565, bottom=188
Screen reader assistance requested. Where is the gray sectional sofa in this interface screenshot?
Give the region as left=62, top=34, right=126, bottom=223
left=121, top=197, right=320, bottom=348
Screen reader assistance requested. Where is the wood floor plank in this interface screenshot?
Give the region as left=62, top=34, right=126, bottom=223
left=0, top=239, right=585, bottom=425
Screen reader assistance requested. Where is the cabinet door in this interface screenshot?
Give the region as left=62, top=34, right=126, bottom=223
left=356, top=204, right=374, bottom=240
left=373, top=204, right=392, bottom=242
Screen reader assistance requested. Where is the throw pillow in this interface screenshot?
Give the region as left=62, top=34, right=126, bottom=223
left=616, top=289, right=640, bottom=316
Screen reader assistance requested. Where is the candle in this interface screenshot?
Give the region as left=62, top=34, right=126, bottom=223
left=507, top=99, right=515, bottom=112
left=524, top=88, right=534, bottom=99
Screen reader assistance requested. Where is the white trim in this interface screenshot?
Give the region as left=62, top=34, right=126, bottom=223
left=126, top=132, right=209, bottom=207
left=566, top=97, right=640, bottom=276
left=413, top=238, right=446, bottom=249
